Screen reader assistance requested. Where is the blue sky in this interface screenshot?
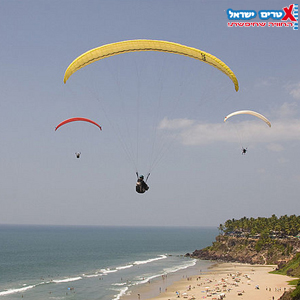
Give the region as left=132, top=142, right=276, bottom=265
left=0, top=0, right=299, bottom=227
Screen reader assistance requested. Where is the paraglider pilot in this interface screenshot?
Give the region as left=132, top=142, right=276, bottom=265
left=242, top=148, right=247, bottom=155
left=136, top=172, right=149, bottom=194
left=75, top=152, right=81, bottom=158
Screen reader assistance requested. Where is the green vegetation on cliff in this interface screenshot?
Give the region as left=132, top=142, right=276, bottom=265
left=192, top=234, right=299, bottom=265
left=272, top=253, right=300, bottom=277
left=190, top=215, right=300, bottom=265
left=271, top=254, right=300, bottom=300
left=218, top=214, right=300, bottom=237
left=194, top=215, right=300, bottom=300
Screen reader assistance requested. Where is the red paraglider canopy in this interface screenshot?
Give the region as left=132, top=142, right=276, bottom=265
left=55, top=117, right=102, bottom=131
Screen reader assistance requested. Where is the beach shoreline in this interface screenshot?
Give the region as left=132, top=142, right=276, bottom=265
left=122, top=261, right=294, bottom=300
left=120, top=259, right=213, bottom=300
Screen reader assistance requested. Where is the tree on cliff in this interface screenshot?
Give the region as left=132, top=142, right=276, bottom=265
left=220, top=215, right=300, bottom=238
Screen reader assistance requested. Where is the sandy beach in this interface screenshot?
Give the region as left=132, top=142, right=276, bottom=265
left=130, top=263, right=294, bottom=300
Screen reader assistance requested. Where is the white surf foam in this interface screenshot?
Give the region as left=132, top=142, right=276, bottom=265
left=112, top=286, right=129, bottom=300
left=0, top=284, right=35, bottom=296
left=134, top=254, right=167, bottom=265
left=116, top=264, right=134, bottom=270
left=52, top=276, right=82, bottom=283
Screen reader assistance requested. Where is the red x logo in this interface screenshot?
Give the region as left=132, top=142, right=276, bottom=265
left=282, top=4, right=297, bottom=21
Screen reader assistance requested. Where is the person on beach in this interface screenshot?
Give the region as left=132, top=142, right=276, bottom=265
left=136, top=173, right=149, bottom=194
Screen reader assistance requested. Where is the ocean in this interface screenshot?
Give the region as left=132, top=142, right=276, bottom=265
left=0, top=225, right=218, bottom=300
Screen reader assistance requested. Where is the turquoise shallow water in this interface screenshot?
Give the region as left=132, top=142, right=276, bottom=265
left=0, top=225, right=217, bottom=300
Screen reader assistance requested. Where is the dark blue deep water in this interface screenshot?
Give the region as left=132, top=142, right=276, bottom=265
left=0, top=225, right=217, bottom=300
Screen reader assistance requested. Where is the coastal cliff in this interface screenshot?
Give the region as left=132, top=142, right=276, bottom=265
left=185, top=215, right=300, bottom=300
left=187, top=235, right=300, bottom=266
left=187, top=215, right=300, bottom=266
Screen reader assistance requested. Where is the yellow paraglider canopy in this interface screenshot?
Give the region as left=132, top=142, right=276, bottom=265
left=64, top=39, right=239, bottom=92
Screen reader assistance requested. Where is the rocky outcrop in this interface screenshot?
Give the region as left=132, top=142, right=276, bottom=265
left=278, top=291, right=293, bottom=300
left=186, top=235, right=300, bottom=265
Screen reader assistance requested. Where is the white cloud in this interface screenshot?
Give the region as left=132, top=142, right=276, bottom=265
left=254, top=77, right=278, bottom=88
left=266, top=143, right=284, bottom=152
left=158, top=117, right=300, bottom=146
left=158, top=117, right=195, bottom=130
left=257, top=168, right=266, bottom=174
left=270, top=120, right=300, bottom=141
left=285, top=82, right=300, bottom=100
left=271, top=102, right=298, bottom=119
left=277, top=157, right=289, bottom=164
left=157, top=103, right=300, bottom=147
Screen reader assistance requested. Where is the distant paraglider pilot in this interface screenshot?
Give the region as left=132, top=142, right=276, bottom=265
left=242, top=147, right=247, bottom=155
left=136, top=172, right=149, bottom=194
left=75, top=152, right=81, bottom=158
